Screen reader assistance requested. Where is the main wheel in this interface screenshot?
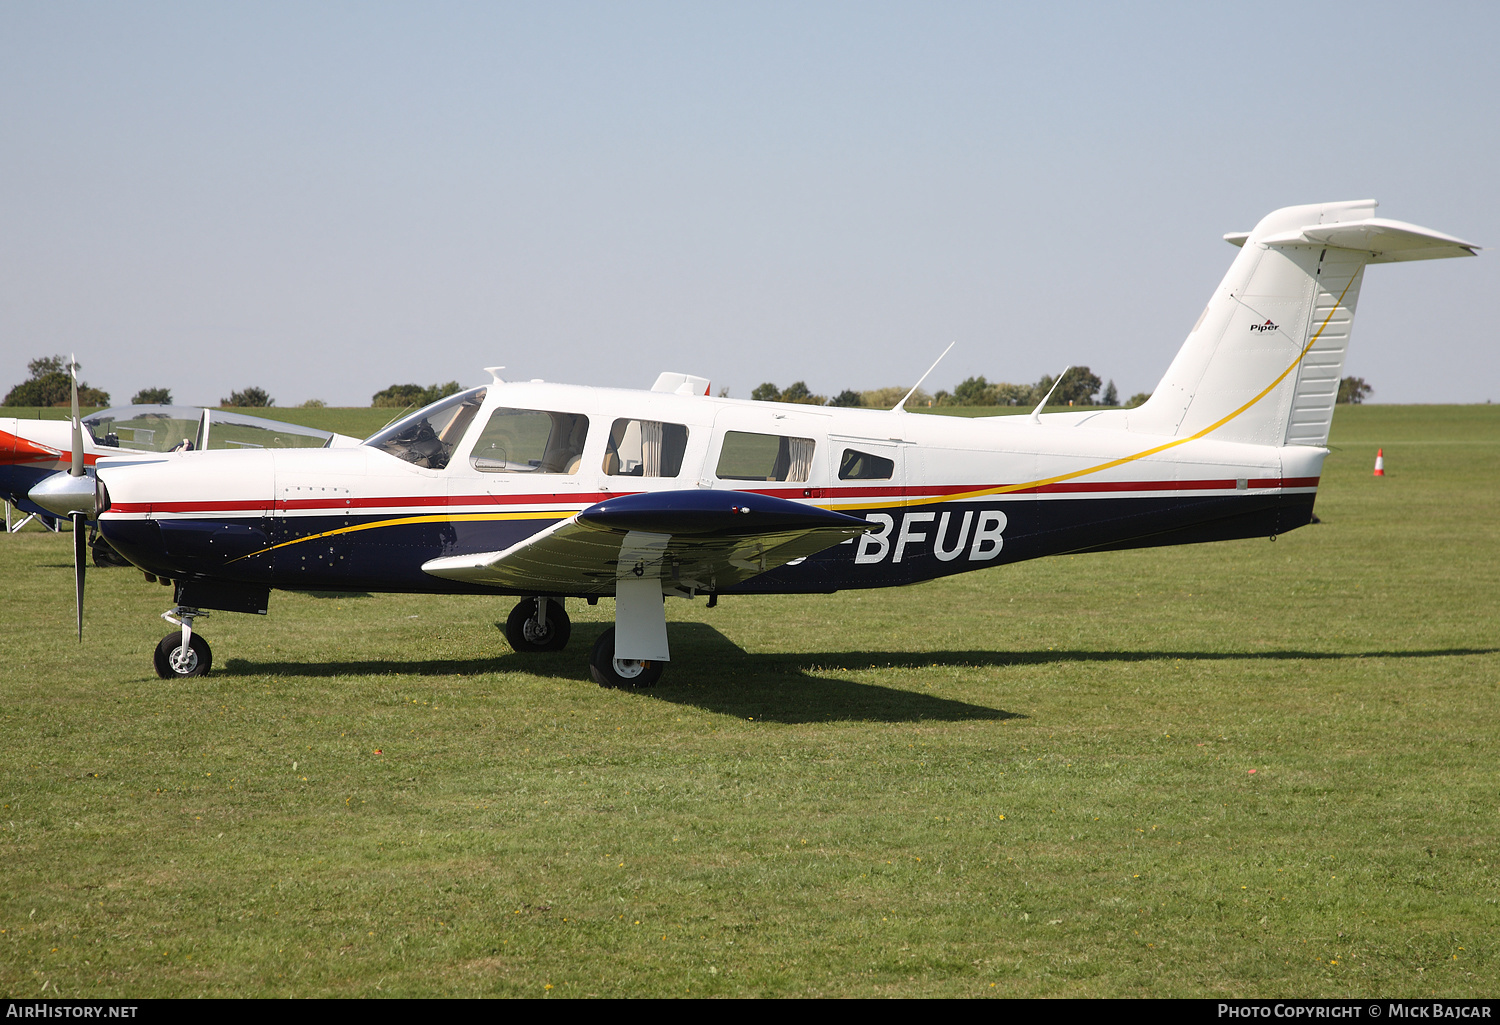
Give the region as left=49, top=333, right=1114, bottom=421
left=588, top=627, right=664, bottom=689
left=504, top=598, right=572, bottom=652
left=153, top=632, right=212, bottom=678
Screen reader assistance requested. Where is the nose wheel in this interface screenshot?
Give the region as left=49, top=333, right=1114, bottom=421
left=155, top=606, right=212, bottom=678
left=504, top=597, right=571, bottom=652
left=154, top=632, right=212, bottom=677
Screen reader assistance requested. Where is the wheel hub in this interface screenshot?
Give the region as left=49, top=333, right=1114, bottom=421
left=612, top=657, right=647, bottom=679
left=168, top=645, right=198, bottom=674
left=522, top=618, right=552, bottom=644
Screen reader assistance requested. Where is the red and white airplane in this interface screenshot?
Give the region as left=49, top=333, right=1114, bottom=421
left=38, top=200, right=1479, bottom=686
left=5, top=403, right=355, bottom=536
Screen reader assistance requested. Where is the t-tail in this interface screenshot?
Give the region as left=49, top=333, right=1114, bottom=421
left=1125, top=200, right=1478, bottom=448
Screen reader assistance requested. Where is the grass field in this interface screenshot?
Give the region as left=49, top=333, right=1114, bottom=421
left=1, top=405, right=1497, bottom=997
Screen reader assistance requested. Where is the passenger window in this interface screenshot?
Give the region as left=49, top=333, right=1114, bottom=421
left=716, top=431, right=815, bottom=482
left=603, top=419, right=689, bottom=477
left=469, top=408, right=589, bottom=473
left=838, top=448, right=895, bottom=480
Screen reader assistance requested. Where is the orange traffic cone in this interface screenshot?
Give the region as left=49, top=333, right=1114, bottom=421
left=1373, top=448, right=1385, bottom=477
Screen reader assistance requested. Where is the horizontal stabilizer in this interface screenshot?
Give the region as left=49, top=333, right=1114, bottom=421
left=422, top=490, right=871, bottom=595
left=1247, top=218, right=1477, bottom=263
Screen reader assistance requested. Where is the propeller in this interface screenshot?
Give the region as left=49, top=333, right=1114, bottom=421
left=69, top=355, right=86, bottom=640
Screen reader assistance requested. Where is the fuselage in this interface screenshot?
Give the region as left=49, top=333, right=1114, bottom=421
left=96, top=380, right=1323, bottom=602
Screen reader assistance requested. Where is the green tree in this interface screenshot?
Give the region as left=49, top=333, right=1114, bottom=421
left=828, top=389, right=863, bottom=407
left=372, top=381, right=461, bottom=408
left=425, top=381, right=462, bottom=404
left=3, top=355, right=109, bottom=407
left=750, top=382, right=781, bottom=402
left=222, top=386, right=273, bottom=407
left=1125, top=392, right=1151, bottom=408
left=991, top=382, right=1031, bottom=406
left=1337, top=376, right=1373, bottom=404
left=373, top=384, right=426, bottom=408
left=299, top=398, right=327, bottom=408
left=1052, top=366, right=1102, bottom=406
left=860, top=385, right=931, bottom=409
left=1101, top=380, right=1119, bottom=406
left=780, top=381, right=827, bottom=405
left=953, top=376, right=994, bottom=406
left=131, top=387, right=172, bottom=404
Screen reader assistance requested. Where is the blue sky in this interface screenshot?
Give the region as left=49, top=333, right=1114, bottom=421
left=3, top=1, right=1497, bottom=406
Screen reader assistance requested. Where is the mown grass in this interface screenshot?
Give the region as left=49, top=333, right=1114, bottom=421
left=1, top=406, right=1496, bottom=997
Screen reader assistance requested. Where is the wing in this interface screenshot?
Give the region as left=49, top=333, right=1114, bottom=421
left=421, top=490, right=871, bottom=595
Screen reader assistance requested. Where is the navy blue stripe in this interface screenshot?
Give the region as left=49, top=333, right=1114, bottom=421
left=101, top=491, right=1316, bottom=600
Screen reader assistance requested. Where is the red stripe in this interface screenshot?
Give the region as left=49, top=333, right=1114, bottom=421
left=106, top=477, right=1319, bottom=517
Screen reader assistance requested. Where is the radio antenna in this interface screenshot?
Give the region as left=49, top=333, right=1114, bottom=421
left=893, top=342, right=956, bottom=412
left=1029, top=365, right=1072, bottom=423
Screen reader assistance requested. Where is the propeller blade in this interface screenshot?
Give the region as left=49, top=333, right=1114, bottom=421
left=71, top=511, right=87, bottom=641
left=69, top=354, right=84, bottom=477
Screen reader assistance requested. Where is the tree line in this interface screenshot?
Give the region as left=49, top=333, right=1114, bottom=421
left=750, top=367, right=1146, bottom=409
left=751, top=368, right=1379, bottom=410
left=0, top=354, right=1379, bottom=410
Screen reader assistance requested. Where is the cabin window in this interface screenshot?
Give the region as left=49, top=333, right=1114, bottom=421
left=716, top=431, right=815, bottom=482
left=365, top=386, right=487, bottom=470
left=603, top=419, right=689, bottom=477
left=838, top=448, right=895, bottom=480
left=469, top=408, right=590, bottom=474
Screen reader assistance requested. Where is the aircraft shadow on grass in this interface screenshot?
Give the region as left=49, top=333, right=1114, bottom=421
left=217, top=622, right=1497, bottom=726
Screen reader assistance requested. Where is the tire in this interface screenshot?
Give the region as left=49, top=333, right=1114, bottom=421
left=504, top=598, right=572, bottom=652
left=588, top=627, right=664, bottom=689
left=153, top=632, right=212, bottom=678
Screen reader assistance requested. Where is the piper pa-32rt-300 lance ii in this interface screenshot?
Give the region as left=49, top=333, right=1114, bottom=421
left=36, top=200, right=1479, bottom=686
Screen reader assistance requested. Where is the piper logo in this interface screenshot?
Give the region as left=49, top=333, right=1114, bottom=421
left=1250, top=319, right=1279, bottom=333
left=855, top=509, right=1007, bottom=564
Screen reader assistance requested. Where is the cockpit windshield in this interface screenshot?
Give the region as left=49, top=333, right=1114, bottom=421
left=364, top=386, right=487, bottom=469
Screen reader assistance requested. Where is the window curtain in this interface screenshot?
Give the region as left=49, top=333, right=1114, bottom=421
left=641, top=420, right=664, bottom=477
left=786, top=437, right=814, bottom=481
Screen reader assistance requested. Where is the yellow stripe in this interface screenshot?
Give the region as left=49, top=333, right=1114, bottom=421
left=226, top=509, right=566, bottom=564
left=834, top=272, right=1356, bottom=512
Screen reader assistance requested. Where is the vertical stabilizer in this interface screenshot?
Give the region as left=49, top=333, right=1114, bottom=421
left=1127, top=201, right=1476, bottom=448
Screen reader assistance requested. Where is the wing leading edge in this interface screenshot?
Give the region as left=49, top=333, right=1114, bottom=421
left=421, top=490, right=873, bottom=595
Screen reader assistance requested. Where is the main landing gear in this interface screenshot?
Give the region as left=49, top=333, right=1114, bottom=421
left=588, top=627, right=663, bottom=690
left=503, top=596, right=663, bottom=689
left=503, top=597, right=572, bottom=652
left=155, top=606, right=212, bottom=678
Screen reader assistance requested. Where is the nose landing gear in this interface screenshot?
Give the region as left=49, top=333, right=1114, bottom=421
left=155, top=606, right=212, bottom=678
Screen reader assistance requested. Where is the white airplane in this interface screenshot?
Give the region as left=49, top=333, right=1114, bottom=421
left=38, top=200, right=1479, bottom=686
